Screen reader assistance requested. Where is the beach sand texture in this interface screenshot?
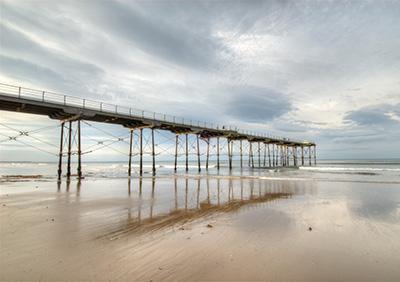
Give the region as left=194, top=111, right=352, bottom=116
left=1, top=172, right=400, bottom=281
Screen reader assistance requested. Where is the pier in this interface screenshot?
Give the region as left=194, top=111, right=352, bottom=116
left=0, top=83, right=316, bottom=179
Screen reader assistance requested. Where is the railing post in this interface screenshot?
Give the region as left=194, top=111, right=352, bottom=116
left=42, top=91, right=45, bottom=102
left=18, top=87, right=21, bottom=98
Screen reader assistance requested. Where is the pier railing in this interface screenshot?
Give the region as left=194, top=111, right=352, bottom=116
left=0, top=83, right=314, bottom=144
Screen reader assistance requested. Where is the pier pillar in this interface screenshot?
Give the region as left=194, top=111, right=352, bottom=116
left=286, top=146, right=290, bottom=166
left=314, top=145, right=317, bottom=165
left=197, top=134, right=201, bottom=172
left=206, top=138, right=210, bottom=170
left=251, top=143, right=255, bottom=168
left=217, top=137, right=220, bottom=170
left=240, top=140, right=243, bottom=168
left=272, top=144, right=275, bottom=167
left=152, top=128, right=155, bottom=174
left=128, top=129, right=133, bottom=176
left=57, top=122, right=65, bottom=181
left=258, top=142, right=261, bottom=167
left=302, top=146, right=305, bottom=166
left=67, top=121, right=72, bottom=179
left=309, top=145, right=312, bottom=165
left=248, top=141, right=251, bottom=167
left=140, top=129, right=143, bottom=175
left=268, top=144, right=271, bottom=167
left=228, top=139, right=232, bottom=170
left=293, top=146, right=297, bottom=167
left=264, top=143, right=266, bottom=167
left=77, top=120, right=82, bottom=179
left=174, top=135, right=178, bottom=172
left=186, top=134, right=189, bottom=171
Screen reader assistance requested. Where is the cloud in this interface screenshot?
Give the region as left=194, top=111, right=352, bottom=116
left=344, top=103, right=400, bottom=127
left=223, top=86, right=292, bottom=123
left=332, top=135, right=386, bottom=144
left=72, top=1, right=227, bottom=71
left=0, top=23, right=104, bottom=96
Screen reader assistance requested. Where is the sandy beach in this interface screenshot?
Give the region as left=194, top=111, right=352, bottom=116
left=1, top=172, right=400, bottom=282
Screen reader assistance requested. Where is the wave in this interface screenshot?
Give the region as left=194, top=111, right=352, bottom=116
left=299, top=166, right=400, bottom=172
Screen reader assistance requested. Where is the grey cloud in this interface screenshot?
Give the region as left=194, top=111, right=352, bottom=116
left=1, top=24, right=104, bottom=80
left=1, top=24, right=104, bottom=97
left=1, top=55, right=91, bottom=98
left=1, top=2, right=83, bottom=47
left=77, top=1, right=226, bottom=71
left=224, top=86, right=292, bottom=123
left=344, top=104, right=400, bottom=127
left=273, top=120, right=307, bottom=133
left=332, top=135, right=386, bottom=144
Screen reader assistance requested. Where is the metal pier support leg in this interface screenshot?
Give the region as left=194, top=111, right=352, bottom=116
left=272, top=144, right=275, bottom=167
left=67, top=121, right=72, bottom=180
left=309, top=145, right=312, bottom=165
left=302, top=146, right=305, bottom=166
left=287, top=146, right=290, bottom=166
left=251, top=143, right=254, bottom=168
left=152, top=128, right=156, bottom=174
left=240, top=140, right=243, bottom=168
left=128, top=129, right=133, bottom=177
left=140, top=129, right=143, bottom=175
left=206, top=138, right=210, bottom=170
left=286, top=146, right=289, bottom=166
left=185, top=134, right=189, bottom=171
left=197, top=134, right=201, bottom=172
left=57, top=122, right=65, bottom=181
left=77, top=120, right=82, bottom=179
left=263, top=144, right=266, bottom=167
left=174, top=135, right=178, bottom=172
left=268, top=144, right=271, bottom=167
left=293, top=146, right=297, bottom=167
left=314, top=145, right=317, bottom=165
left=258, top=142, right=261, bottom=167
left=217, top=137, right=220, bottom=170
left=248, top=141, right=251, bottom=167
left=228, top=139, right=232, bottom=170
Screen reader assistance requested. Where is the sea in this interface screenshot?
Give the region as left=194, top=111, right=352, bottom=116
left=1, top=158, right=399, bottom=183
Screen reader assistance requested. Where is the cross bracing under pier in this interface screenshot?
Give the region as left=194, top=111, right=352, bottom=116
left=0, top=83, right=316, bottom=179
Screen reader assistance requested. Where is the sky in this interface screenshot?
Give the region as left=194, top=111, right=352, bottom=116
left=1, top=0, right=400, bottom=161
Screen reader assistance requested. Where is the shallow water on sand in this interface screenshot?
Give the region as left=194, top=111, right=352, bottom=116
left=1, top=160, right=400, bottom=281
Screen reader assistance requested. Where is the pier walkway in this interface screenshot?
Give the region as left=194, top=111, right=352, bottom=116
left=0, top=83, right=316, bottom=179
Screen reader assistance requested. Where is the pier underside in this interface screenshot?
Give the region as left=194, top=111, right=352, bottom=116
left=0, top=84, right=316, bottom=179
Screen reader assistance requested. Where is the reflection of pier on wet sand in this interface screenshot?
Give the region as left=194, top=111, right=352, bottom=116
left=97, top=176, right=316, bottom=239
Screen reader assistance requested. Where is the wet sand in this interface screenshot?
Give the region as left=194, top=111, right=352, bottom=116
left=1, top=176, right=400, bottom=281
